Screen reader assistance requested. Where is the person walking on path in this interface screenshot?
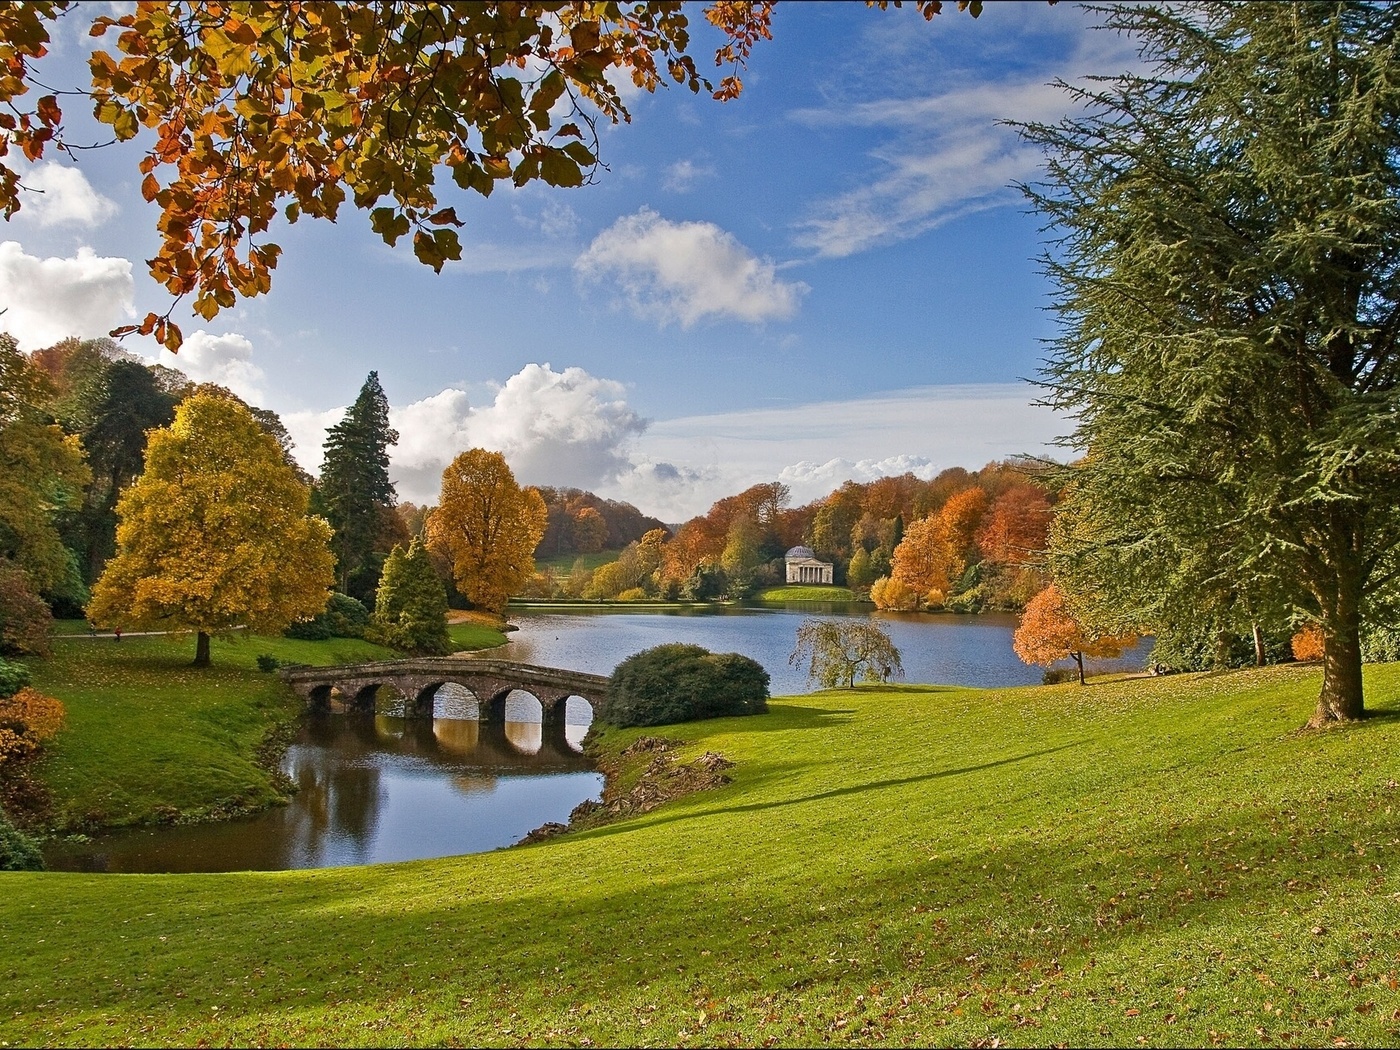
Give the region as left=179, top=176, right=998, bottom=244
left=114, top=625, right=122, bottom=642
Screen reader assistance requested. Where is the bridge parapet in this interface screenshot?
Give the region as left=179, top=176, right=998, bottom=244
left=279, top=658, right=610, bottom=720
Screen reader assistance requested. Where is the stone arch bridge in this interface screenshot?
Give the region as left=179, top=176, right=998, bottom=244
left=279, top=658, right=609, bottom=722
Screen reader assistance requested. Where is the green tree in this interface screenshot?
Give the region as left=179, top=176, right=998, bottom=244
left=1021, top=2, right=1400, bottom=724
left=0, top=335, right=89, bottom=594
left=604, top=643, right=768, bottom=728
left=371, top=538, right=451, bottom=655
left=87, top=392, right=335, bottom=666
left=790, top=618, right=904, bottom=690
left=319, top=372, right=399, bottom=601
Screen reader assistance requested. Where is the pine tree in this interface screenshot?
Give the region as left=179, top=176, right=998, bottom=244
left=318, top=372, right=398, bottom=601
left=371, top=538, right=451, bottom=655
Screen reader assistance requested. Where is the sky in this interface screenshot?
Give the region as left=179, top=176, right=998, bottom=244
left=0, top=2, right=1142, bottom=522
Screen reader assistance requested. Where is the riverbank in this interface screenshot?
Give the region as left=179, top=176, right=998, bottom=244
left=19, top=623, right=507, bottom=833
left=4, top=664, right=1399, bottom=1046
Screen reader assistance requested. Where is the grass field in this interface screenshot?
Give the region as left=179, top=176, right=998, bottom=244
left=22, top=622, right=506, bottom=831
left=4, top=655, right=1399, bottom=1046
left=756, top=585, right=860, bottom=602
left=534, top=550, right=623, bottom=576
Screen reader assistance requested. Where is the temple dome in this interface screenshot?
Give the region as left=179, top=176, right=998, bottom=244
left=785, top=546, right=817, bottom=560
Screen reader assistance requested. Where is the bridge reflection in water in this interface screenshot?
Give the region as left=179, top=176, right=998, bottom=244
left=43, top=711, right=602, bottom=874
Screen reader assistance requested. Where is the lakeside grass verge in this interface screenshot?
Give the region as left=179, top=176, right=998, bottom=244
left=754, top=585, right=859, bottom=602
left=22, top=622, right=507, bottom=831
left=3, top=661, right=1399, bottom=1045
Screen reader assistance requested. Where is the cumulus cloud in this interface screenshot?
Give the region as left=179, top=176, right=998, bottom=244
left=575, top=207, right=807, bottom=327
left=0, top=241, right=133, bottom=348
left=286, top=364, right=651, bottom=506
left=152, top=330, right=267, bottom=403
left=17, top=162, right=119, bottom=228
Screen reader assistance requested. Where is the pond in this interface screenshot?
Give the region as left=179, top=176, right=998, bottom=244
left=500, top=602, right=1148, bottom=695
left=44, top=708, right=602, bottom=874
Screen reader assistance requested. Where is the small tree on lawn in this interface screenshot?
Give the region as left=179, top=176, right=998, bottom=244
left=1013, top=584, right=1136, bottom=686
left=790, top=618, right=904, bottom=690
left=371, top=538, right=451, bottom=655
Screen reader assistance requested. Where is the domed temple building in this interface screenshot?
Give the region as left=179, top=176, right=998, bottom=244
left=784, top=545, right=834, bottom=585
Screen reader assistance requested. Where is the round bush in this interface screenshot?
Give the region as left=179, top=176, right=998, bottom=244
left=604, top=643, right=769, bottom=728
left=0, top=808, right=44, bottom=871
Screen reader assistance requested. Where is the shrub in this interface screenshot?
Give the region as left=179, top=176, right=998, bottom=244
left=0, top=807, right=44, bottom=871
left=0, top=656, right=30, bottom=699
left=1042, top=667, right=1080, bottom=685
left=285, top=592, right=370, bottom=640
left=870, top=575, right=919, bottom=611
left=945, top=584, right=986, bottom=614
left=1361, top=623, right=1400, bottom=663
left=0, top=687, right=66, bottom=766
left=256, top=654, right=281, bottom=672
left=0, top=560, right=53, bottom=657
left=604, top=643, right=769, bottom=728
left=616, top=587, right=648, bottom=602
left=1291, top=624, right=1325, bottom=662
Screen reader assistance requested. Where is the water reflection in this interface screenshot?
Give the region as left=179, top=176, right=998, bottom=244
left=44, top=714, right=602, bottom=874
left=502, top=604, right=1150, bottom=693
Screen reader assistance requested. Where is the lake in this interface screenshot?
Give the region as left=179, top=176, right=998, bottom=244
left=44, top=603, right=1146, bottom=873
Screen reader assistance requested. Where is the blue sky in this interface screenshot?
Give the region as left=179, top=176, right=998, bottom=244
left=1, top=2, right=1139, bottom=520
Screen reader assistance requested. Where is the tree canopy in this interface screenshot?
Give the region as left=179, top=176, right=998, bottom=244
left=318, top=372, right=399, bottom=600
left=0, top=0, right=977, bottom=350
left=426, top=447, right=546, bottom=614
left=87, top=391, right=335, bottom=665
left=789, top=618, right=903, bottom=690
left=1012, top=584, right=1135, bottom=686
left=1021, top=1, right=1400, bottom=724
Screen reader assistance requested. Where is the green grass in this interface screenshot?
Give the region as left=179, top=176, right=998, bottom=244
left=24, top=631, right=399, bottom=831
left=4, top=663, right=1400, bottom=1046
left=756, top=584, right=859, bottom=602
left=534, top=549, right=623, bottom=576
left=23, top=621, right=506, bottom=831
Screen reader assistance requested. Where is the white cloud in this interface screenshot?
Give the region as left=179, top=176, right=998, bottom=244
left=791, top=25, right=1142, bottom=257
left=663, top=159, right=715, bottom=193
left=575, top=207, right=807, bottom=327
left=151, top=330, right=267, bottom=403
left=17, top=162, right=119, bottom=228
left=285, top=364, right=651, bottom=506
left=0, top=241, right=133, bottom=348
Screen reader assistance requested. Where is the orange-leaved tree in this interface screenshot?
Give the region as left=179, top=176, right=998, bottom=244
left=87, top=392, right=336, bottom=666
left=0, top=686, right=65, bottom=768
left=426, top=449, right=547, bottom=614
left=1013, top=583, right=1136, bottom=685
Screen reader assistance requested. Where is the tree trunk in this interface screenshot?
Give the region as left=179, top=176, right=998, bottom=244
left=1073, top=651, right=1085, bottom=686
left=193, top=630, right=211, bottom=667
left=1311, top=570, right=1365, bottom=726
left=1252, top=623, right=1265, bottom=667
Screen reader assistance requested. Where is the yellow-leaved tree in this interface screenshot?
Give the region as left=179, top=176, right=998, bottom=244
left=426, top=449, right=547, bottom=615
left=88, top=392, right=335, bottom=666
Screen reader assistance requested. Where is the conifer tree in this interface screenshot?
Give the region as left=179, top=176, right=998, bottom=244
left=371, top=538, right=451, bottom=655
left=319, top=372, right=398, bottom=601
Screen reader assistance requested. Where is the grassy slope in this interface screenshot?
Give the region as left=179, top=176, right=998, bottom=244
left=3, top=665, right=1399, bottom=1045
left=26, top=624, right=506, bottom=830
left=756, top=585, right=859, bottom=602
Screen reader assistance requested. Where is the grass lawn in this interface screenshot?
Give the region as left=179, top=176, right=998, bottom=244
left=22, top=621, right=506, bottom=831
left=534, top=549, right=623, bottom=576
left=756, top=585, right=859, bottom=602
left=4, top=662, right=1399, bottom=1045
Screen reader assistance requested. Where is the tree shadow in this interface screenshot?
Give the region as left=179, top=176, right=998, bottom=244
left=583, top=740, right=1088, bottom=839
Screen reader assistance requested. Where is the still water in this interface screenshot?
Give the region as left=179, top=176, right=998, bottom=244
left=45, top=603, right=1145, bottom=873
left=44, top=711, right=602, bottom=874
left=501, top=602, right=1147, bottom=695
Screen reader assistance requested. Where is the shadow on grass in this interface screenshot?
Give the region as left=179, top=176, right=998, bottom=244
left=585, top=740, right=1089, bottom=839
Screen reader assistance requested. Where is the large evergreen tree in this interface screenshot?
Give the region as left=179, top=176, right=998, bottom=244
left=1022, top=2, right=1400, bottom=725
left=318, top=372, right=398, bottom=601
